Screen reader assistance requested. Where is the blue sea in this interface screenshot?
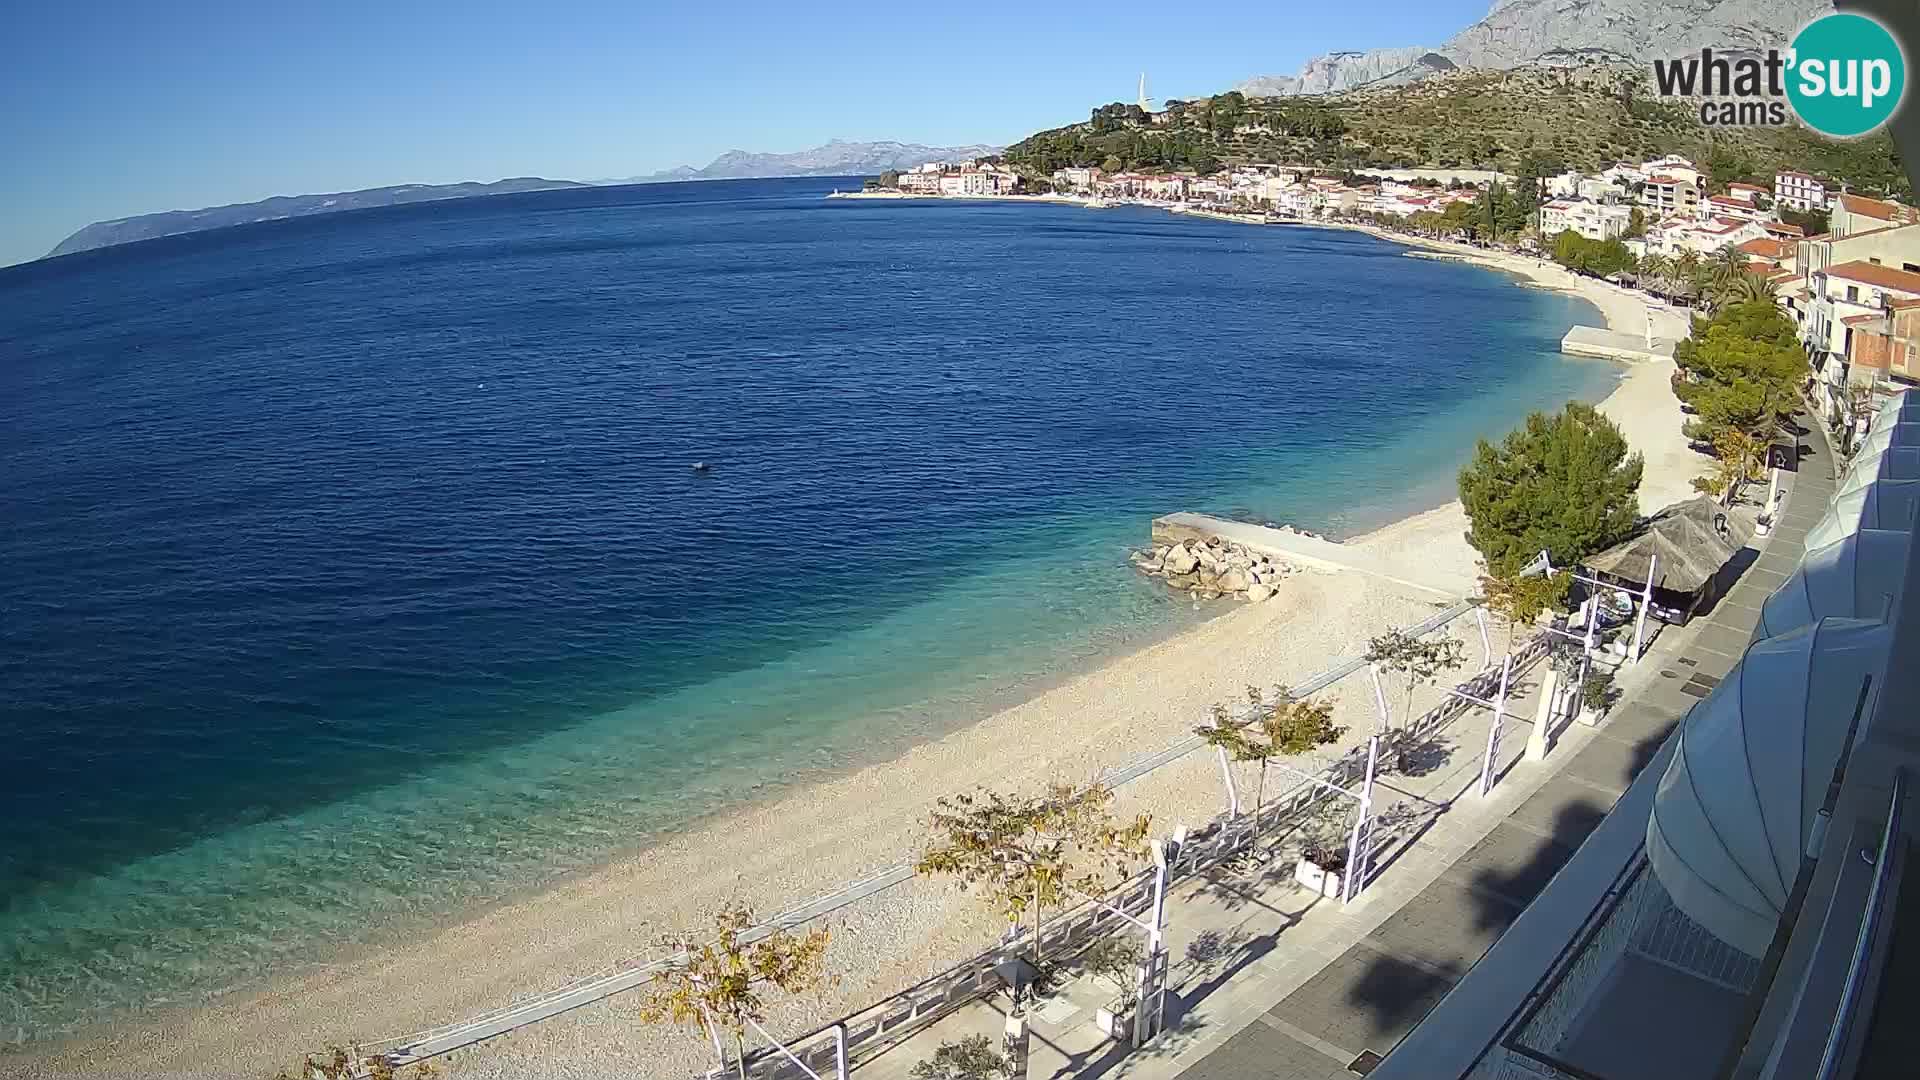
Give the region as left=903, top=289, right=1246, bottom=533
left=0, top=177, right=1617, bottom=1038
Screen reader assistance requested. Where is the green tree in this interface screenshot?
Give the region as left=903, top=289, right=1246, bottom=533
left=1550, top=231, right=1635, bottom=277
left=1265, top=696, right=1343, bottom=755
left=1365, top=631, right=1468, bottom=732
left=1479, top=566, right=1570, bottom=654
left=1457, top=403, right=1645, bottom=575
left=1195, top=701, right=1271, bottom=812
left=1691, top=428, right=1766, bottom=506
left=637, top=904, right=832, bottom=1079
left=1673, top=300, right=1807, bottom=445
left=1623, top=207, right=1648, bottom=239
left=917, top=784, right=1150, bottom=966
left=1777, top=204, right=1828, bottom=236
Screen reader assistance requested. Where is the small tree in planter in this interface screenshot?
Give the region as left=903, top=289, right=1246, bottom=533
left=637, top=902, right=832, bottom=1080
left=1478, top=564, right=1568, bottom=657
left=1365, top=629, right=1467, bottom=732
left=1264, top=695, right=1343, bottom=756
left=1195, top=697, right=1271, bottom=816
left=1080, top=935, right=1144, bottom=1039
left=1296, top=838, right=1352, bottom=899
left=1581, top=663, right=1620, bottom=718
left=916, top=783, right=1151, bottom=970
left=1292, top=798, right=1358, bottom=898
left=911, top=1034, right=1015, bottom=1080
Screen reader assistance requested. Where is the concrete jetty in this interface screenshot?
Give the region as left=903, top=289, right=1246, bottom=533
left=1560, top=325, right=1677, bottom=363
left=1151, top=512, right=1469, bottom=601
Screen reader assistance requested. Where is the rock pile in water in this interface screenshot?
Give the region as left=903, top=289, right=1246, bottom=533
left=1129, top=537, right=1300, bottom=601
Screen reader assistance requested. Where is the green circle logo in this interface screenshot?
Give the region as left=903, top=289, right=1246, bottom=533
left=1787, top=12, right=1907, bottom=138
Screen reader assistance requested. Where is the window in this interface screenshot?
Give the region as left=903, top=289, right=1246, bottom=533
left=1871, top=257, right=1884, bottom=265
left=1848, top=285, right=1861, bottom=303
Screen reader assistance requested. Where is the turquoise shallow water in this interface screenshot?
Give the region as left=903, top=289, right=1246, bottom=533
left=0, top=178, right=1618, bottom=1037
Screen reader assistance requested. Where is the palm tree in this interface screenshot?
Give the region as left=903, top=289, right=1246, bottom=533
left=1712, top=270, right=1775, bottom=309
left=1639, top=253, right=1674, bottom=301
left=1708, top=243, right=1751, bottom=286
left=1672, top=250, right=1706, bottom=307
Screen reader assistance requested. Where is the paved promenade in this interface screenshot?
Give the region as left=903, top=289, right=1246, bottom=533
left=846, top=419, right=1834, bottom=1080
left=1173, top=415, right=1837, bottom=1080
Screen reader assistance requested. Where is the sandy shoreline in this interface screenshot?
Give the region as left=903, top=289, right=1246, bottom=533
left=10, top=225, right=1700, bottom=1080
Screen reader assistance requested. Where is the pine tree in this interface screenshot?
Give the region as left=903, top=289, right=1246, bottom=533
left=1458, top=403, right=1644, bottom=575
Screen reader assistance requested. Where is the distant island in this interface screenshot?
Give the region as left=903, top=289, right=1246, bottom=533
left=609, top=139, right=1003, bottom=184
left=46, top=177, right=588, bottom=259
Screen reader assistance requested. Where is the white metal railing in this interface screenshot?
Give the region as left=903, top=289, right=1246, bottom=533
left=357, top=600, right=1483, bottom=1071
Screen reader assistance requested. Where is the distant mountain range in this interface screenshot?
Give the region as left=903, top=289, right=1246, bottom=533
left=1235, top=0, right=1829, bottom=97
left=46, top=178, right=587, bottom=259
left=611, top=139, right=1002, bottom=183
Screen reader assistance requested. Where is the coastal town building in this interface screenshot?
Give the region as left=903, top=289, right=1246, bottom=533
left=1775, top=169, right=1832, bottom=210
left=1785, top=220, right=1920, bottom=334
left=1736, top=236, right=1795, bottom=273
left=1805, top=260, right=1920, bottom=416
left=1639, top=172, right=1703, bottom=218
left=1600, top=162, right=1647, bottom=188
left=1049, top=166, right=1101, bottom=192
left=1704, top=193, right=1772, bottom=224
left=1765, top=220, right=1807, bottom=243
left=1646, top=215, right=1766, bottom=256
left=896, top=169, right=941, bottom=194
left=1845, top=298, right=1920, bottom=388
left=1540, top=198, right=1633, bottom=241
left=1831, top=192, right=1920, bottom=238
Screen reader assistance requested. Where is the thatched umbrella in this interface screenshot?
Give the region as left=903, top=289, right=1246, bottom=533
left=1584, top=497, right=1755, bottom=616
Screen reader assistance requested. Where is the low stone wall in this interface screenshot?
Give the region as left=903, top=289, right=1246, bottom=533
left=1129, top=534, right=1301, bottom=602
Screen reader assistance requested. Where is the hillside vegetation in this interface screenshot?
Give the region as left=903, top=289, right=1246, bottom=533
left=1005, top=67, right=1907, bottom=196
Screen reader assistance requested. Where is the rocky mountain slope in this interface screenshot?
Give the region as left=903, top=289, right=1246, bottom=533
left=47, top=178, right=585, bottom=259
left=1235, top=0, right=1830, bottom=96
left=615, top=139, right=1001, bottom=183
left=1237, top=47, right=1433, bottom=97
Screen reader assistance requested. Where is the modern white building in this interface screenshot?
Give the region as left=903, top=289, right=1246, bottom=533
left=1646, top=215, right=1767, bottom=256
left=1640, top=172, right=1702, bottom=219
left=1541, top=198, right=1634, bottom=241
left=1703, top=193, right=1774, bottom=224
left=1776, top=169, right=1832, bottom=211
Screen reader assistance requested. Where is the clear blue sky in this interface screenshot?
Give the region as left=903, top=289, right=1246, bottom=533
left=1, top=0, right=1489, bottom=267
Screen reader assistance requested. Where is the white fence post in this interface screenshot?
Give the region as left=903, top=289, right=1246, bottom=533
left=1479, top=654, right=1513, bottom=797
left=1216, top=745, right=1239, bottom=817
left=1343, top=734, right=1382, bottom=903
left=1631, top=552, right=1657, bottom=663
left=1369, top=663, right=1391, bottom=732
left=1474, top=606, right=1492, bottom=671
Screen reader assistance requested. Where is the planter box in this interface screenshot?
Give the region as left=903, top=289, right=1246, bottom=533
left=1095, top=1001, right=1134, bottom=1041
left=1294, top=858, right=1344, bottom=898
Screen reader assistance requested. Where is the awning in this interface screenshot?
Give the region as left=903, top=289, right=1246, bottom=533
left=1811, top=481, right=1920, bottom=550
left=1584, top=496, right=1754, bottom=594
left=1648, top=618, right=1892, bottom=956
left=1753, top=528, right=1909, bottom=641
left=1839, top=440, right=1920, bottom=497
left=1854, top=421, right=1920, bottom=461
left=1870, top=389, right=1914, bottom=431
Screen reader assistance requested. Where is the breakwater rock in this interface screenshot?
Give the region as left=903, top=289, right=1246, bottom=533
left=1129, top=536, right=1301, bottom=601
